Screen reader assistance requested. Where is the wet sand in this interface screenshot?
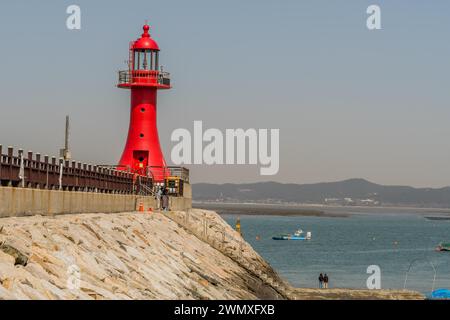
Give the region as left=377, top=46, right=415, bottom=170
left=287, top=287, right=424, bottom=300
left=194, top=203, right=349, bottom=218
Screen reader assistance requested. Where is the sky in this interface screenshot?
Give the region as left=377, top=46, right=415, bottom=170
left=0, top=1, right=449, bottom=187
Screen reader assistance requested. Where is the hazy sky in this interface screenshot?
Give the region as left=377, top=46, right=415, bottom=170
left=1, top=1, right=449, bottom=187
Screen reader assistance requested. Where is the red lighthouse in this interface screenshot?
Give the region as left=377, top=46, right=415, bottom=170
left=117, top=24, right=171, bottom=181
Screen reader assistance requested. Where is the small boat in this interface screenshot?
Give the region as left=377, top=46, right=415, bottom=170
left=429, top=289, right=450, bottom=300
left=272, top=229, right=311, bottom=241
left=435, top=243, right=450, bottom=252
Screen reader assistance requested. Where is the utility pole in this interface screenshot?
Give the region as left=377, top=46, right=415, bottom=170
left=60, top=115, right=71, bottom=161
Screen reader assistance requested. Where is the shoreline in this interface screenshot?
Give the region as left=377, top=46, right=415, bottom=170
left=194, top=201, right=450, bottom=217
left=193, top=203, right=349, bottom=218
left=287, top=287, right=424, bottom=300
left=193, top=200, right=450, bottom=211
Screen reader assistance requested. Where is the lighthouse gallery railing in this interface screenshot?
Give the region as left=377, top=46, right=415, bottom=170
left=118, top=70, right=170, bottom=87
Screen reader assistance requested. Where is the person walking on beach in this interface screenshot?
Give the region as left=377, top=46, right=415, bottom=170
left=318, top=273, right=324, bottom=289
left=323, top=274, right=329, bottom=289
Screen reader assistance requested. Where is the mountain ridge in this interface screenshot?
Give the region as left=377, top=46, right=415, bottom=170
left=192, top=179, right=450, bottom=208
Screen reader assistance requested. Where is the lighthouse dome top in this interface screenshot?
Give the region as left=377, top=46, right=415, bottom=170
left=132, top=24, right=160, bottom=51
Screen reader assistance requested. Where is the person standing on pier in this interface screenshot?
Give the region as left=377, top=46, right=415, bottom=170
left=323, top=274, right=329, bottom=289
left=162, top=188, right=169, bottom=211
left=156, top=187, right=162, bottom=210
left=319, top=273, right=324, bottom=288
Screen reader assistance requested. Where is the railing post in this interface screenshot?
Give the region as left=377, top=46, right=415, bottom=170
left=18, top=149, right=25, bottom=188
left=7, top=146, right=15, bottom=186
left=0, top=145, right=2, bottom=181
left=51, top=157, right=56, bottom=190
left=82, top=163, right=87, bottom=191
left=35, top=153, right=41, bottom=188
left=59, top=158, right=64, bottom=190
left=27, top=150, right=33, bottom=187
left=44, top=155, right=49, bottom=189
left=7, top=146, right=13, bottom=162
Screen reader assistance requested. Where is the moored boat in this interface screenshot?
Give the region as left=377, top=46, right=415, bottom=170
left=435, top=243, right=450, bottom=252
left=272, top=229, right=311, bottom=241
left=429, top=289, right=450, bottom=300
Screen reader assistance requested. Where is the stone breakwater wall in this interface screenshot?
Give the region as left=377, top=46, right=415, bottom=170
left=0, top=207, right=424, bottom=300
left=0, top=186, right=192, bottom=218
left=0, top=209, right=285, bottom=300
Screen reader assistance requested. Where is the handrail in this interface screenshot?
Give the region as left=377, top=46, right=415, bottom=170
left=145, top=165, right=190, bottom=183
left=118, top=70, right=170, bottom=86
left=0, top=145, right=152, bottom=194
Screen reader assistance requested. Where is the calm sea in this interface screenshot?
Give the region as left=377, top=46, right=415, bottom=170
left=219, top=206, right=450, bottom=294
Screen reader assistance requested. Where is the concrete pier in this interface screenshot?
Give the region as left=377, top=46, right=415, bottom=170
left=0, top=184, right=192, bottom=218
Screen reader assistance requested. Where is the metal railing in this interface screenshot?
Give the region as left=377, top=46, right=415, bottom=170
left=0, top=145, right=152, bottom=194
left=118, top=70, right=170, bottom=87
left=165, top=166, right=190, bottom=183
left=146, top=166, right=190, bottom=197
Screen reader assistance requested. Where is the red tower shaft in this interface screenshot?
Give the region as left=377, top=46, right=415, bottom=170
left=117, top=24, right=171, bottom=181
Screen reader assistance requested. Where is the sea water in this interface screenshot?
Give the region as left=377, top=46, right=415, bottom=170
left=223, top=211, right=450, bottom=294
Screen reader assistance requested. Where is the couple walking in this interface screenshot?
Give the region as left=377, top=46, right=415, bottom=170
left=318, top=273, right=329, bottom=289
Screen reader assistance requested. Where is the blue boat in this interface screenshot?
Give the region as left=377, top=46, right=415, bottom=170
left=272, top=229, right=311, bottom=241
left=428, top=289, right=450, bottom=300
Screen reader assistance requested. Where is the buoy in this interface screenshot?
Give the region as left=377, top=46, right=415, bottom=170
left=235, top=218, right=242, bottom=235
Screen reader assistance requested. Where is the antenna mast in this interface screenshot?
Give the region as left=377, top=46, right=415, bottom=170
left=60, top=115, right=71, bottom=161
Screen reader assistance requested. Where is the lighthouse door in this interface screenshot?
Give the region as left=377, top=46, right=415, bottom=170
left=133, top=150, right=149, bottom=175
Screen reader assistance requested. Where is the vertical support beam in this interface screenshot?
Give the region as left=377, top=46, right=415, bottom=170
left=27, top=150, right=33, bottom=187
left=65, top=116, right=70, bottom=155
left=0, top=145, right=3, bottom=182
left=59, top=158, right=64, bottom=190
left=18, top=149, right=25, bottom=188
left=72, top=161, right=77, bottom=189
left=35, top=153, right=41, bottom=188
left=7, top=146, right=13, bottom=162
left=44, top=155, right=49, bottom=189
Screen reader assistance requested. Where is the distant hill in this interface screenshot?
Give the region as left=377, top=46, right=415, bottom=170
left=192, top=179, right=450, bottom=208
